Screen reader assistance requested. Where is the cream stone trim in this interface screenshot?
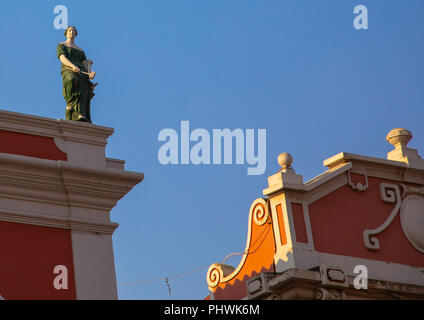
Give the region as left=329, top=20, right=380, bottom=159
left=323, top=152, right=408, bottom=170
left=263, top=162, right=352, bottom=199
left=304, top=162, right=352, bottom=191
left=269, top=194, right=294, bottom=272
left=347, top=169, right=369, bottom=192
left=106, top=158, right=126, bottom=170
left=0, top=207, right=119, bottom=234
left=265, top=149, right=419, bottom=206
left=71, top=230, right=118, bottom=299
left=0, top=153, right=143, bottom=202
left=248, top=267, right=424, bottom=300
left=289, top=248, right=424, bottom=287
left=305, top=172, right=349, bottom=205
left=0, top=109, right=114, bottom=147
left=0, top=147, right=143, bottom=234
left=285, top=157, right=415, bottom=205
left=363, top=183, right=401, bottom=250
left=302, top=204, right=314, bottom=249
left=286, top=201, right=315, bottom=250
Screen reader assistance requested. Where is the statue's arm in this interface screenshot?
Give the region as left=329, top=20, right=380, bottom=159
left=59, top=54, right=80, bottom=72
left=82, top=59, right=93, bottom=72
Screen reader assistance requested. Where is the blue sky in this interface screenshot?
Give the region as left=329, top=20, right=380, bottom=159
left=0, top=1, right=423, bottom=299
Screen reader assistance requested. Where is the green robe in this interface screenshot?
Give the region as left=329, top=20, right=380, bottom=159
left=57, top=43, right=92, bottom=123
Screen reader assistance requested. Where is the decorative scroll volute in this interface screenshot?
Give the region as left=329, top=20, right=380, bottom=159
left=363, top=183, right=424, bottom=254
left=363, top=183, right=401, bottom=250
left=207, top=263, right=235, bottom=288
left=253, top=201, right=270, bottom=226
left=206, top=198, right=273, bottom=290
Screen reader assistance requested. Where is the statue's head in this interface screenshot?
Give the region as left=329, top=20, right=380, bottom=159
left=64, top=26, right=78, bottom=38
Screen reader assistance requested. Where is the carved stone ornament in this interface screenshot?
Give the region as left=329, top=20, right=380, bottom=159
left=363, top=183, right=401, bottom=250
left=314, top=287, right=345, bottom=300
left=348, top=170, right=369, bottom=192
left=363, top=183, right=424, bottom=253
left=267, top=293, right=282, bottom=300
left=400, top=195, right=424, bottom=253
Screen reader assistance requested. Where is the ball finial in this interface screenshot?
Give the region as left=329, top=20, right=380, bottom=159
left=278, top=153, right=293, bottom=170
left=386, top=128, right=412, bottom=148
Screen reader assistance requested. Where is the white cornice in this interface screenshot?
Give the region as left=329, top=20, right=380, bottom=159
left=0, top=152, right=143, bottom=209
left=0, top=141, right=143, bottom=234
left=0, top=207, right=119, bottom=234
left=324, top=152, right=408, bottom=170
left=0, top=109, right=144, bottom=235
left=0, top=109, right=114, bottom=147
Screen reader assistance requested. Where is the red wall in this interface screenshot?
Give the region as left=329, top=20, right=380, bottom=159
left=0, top=130, right=67, bottom=161
left=308, top=176, right=424, bottom=267
left=0, top=221, right=76, bottom=300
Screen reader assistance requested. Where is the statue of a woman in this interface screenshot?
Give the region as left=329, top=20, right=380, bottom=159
left=57, top=26, right=96, bottom=123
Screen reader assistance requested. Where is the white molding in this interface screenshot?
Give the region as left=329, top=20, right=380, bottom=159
left=347, top=169, right=369, bottom=192
left=71, top=230, right=118, bottom=299
left=269, top=194, right=294, bottom=272
left=0, top=152, right=142, bottom=233
left=0, top=153, right=143, bottom=209
left=324, top=152, right=408, bottom=170
left=302, top=204, right=315, bottom=250
left=304, top=162, right=352, bottom=191
left=0, top=114, right=143, bottom=234
left=284, top=200, right=315, bottom=251
left=305, top=173, right=349, bottom=205
left=0, top=109, right=114, bottom=147
left=287, top=248, right=424, bottom=287
left=0, top=207, right=118, bottom=234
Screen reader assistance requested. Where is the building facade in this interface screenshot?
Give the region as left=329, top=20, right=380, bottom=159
left=206, top=128, right=424, bottom=300
left=0, top=110, right=143, bottom=299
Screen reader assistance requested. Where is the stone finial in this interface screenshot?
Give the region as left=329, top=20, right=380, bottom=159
left=386, top=128, right=424, bottom=168
left=278, top=153, right=293, bottom=170
left=386, top=128, right=412, bottom=149
left=263, top=152, right=303, bottom=196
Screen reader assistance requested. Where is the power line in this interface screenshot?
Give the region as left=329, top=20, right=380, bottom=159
left=118, top=264, right=210, bottom=285
left=118, top=222, right=273, bottom=294
left=221, top=222, right=272, bottom=264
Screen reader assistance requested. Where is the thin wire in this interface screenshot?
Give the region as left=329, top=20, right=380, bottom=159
left=118, top=222, right=272, bottom=286
left=118, top=264, right=210, bottom=285
left=165, top=278, right=171, bottom=296
left=221, top=222, right=272, bottom=264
